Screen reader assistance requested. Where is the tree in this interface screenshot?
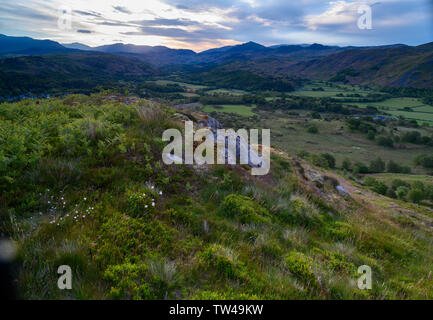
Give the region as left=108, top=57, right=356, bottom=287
left=369, top=157, right=385, bottom=173
left=386, top=188, right=397, bottom=199
left=372, top=181, right=388, bottom=195
left=321, top=153, right=336, bottom=169
left=414, top=154, right=433, bottom=168
left=353, top=162, right=369, bottom=174
left=342, top=158, right=352, bottom=171
left=376, top=136, right=394, bottom=148
left=367, top=130, right=376, bottom=140
left=408, top=189, right=424, bottom=204
left=396, top=186, right=409, bottom=200
left=387, top=160, right=402, bottom=173
left=391, top=179, right=409, bottom=190
left=307, top=125, right=318, bottom=134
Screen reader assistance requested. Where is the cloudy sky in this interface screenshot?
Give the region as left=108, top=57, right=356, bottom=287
left=0, top=0, right=432, bottom=51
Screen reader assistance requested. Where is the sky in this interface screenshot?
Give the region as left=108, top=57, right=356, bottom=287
left=0, top=0, right=432, bottom=52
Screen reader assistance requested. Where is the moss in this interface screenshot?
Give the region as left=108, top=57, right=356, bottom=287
left=94, top=212, right=176, bottom=266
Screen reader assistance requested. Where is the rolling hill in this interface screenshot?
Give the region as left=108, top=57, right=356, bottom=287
left=0, top=34, right=76, bottom=56
left=1, top=34, right=432, bottom=90
left=0, top=52, right=158, bottom=97
left=214, top=43, right=433, bottom=88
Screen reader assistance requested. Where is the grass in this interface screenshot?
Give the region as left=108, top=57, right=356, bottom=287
left=263, top=112, right=433, bottom=173
left=153, top=80, right=208, bottom=90
left=203, top=104, right=256, bottom=116
left=4, top=93, right=433, bottom=300
left=290, top=82, right=370, bottom=98
left=366, top=173, right=433, bottom=184
left=206, top=89, right=249, bottom=96
left=289, top=83, right=433, bottom=124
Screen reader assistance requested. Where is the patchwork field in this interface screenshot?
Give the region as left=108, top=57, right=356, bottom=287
left=203, top=104, right=256, bottom=116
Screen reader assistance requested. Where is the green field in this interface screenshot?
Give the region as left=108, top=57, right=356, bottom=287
left=203, top=104, right=256, bottom=116
left=206, top=88, right=249, bottom=96
left=153, top=80, right=208, bottom=90
left=290, top=82, right=370, bottom=98
left=367, top=173, right=433, bottom=184
left=228, top=109, right=433, bottom=174
left=290, top=84, right=433, bottom=124
left=353, top=97, right=430, bottom=110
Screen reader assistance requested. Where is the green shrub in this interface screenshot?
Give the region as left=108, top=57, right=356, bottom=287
left=103, top=262, right=153, bottom=299
left=408, top=189, right=424, bottom=204
left=321, top=153, right=336, bottom=169
left=221, top=194, right=270, bottom=224
left=95, top=212, right=175, bottom=266
left=369, top=157, right=385, bottom=173
left=200, top=244, right=244, bottom=279
left=342, top=158, right=352, bottom=171
left=392, top=179, right=409, bottom=190
left=324, top=221, right=354, bottom=241
left=307, top=125, right=318, bottom=134
left=363, top=176, right=378, bottom=186
left=353, top=162, right=369, bottom=174
left=190, top=290, right=259, bottom=300
left=396, top=186, right=409, bottom=200
left=285, top=251, right=317, bottom=286
left=371, top=181, right=388, bottom=195
left=313, top=248, right=355, bottom=275
left=125, top=188, right=158, bottom=218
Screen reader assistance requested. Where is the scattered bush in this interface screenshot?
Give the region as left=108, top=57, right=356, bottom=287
left=200, top=244, right=244, bottom=279
left=307, top=125, right=318, bottom=134
left=221, top=194, right=270, bottom=224
left=285, top=251, right=317, bottom=286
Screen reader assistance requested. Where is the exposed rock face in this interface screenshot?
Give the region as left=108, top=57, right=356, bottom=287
left=336, top=185, right=350, bottom=197
left=173, top=110, right=267, bottom=170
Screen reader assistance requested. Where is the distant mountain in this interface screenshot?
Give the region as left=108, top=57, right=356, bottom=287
left=62, top=42, right=94, bottom=51
left=1, top=34, right=432, bottom=89
left=0, top=34, right=75, bottom=55
left=84, top=43, right=195, bottom=67
left=284, top=43, right=433, bottom=88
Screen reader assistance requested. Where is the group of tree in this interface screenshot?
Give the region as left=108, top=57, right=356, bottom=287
left=259, top=95, right=352, bottom=115
left=364, top=177, right=433, bottom=204
left=199, top=94, right=265, bottom=105
left=296, top=150, right=336, bottom=169
left=342, top=157, right=411, bottom=175
left=413, top=154, right=433, bottom=169
left=382, top=87, right=433, bottom=106
left=347, top=118, right=433, bottom=148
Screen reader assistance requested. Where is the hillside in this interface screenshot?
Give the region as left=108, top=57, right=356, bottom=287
left=0, top=34, right=75, bottom=56
left=224, top=43, right=433, bottom=88
left=0, top=52, right=158, bottom=98
left=2, top=34, right=433, bottom=89
left=2, top=94, right=433, bottom=299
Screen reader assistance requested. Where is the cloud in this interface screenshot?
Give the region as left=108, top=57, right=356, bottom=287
left=0, top=0, right=431, bottom=49
left=113, top=6, right=132, bottom=14
left=304, top=1, right=361, bottom=31
left=135, top=18, right=199, bottom=27
left=73, top=10, right=102, bottom=17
